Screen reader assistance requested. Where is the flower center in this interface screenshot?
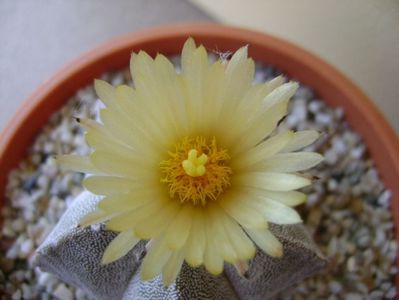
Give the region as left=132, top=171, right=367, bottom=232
left=160, top=137, right=232, bottom=206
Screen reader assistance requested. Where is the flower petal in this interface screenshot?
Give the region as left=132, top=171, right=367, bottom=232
left=219, top=209, right=256, bottom=260
left=244, top=228, right=283, bottom=257
left=248, top=197, right=302, bottom=224
left=56, top=155, right=101, bottom=174
left=203, top=211, right=224, bottom=275
left=259, top=152, right=324, bottom=172
left=234, top=172, right=311, bottom=191
left=218, top=46, right=255, bottom=120
left=97, top=191, right=155, bottom=213
left=245, top=189, right=307, bottom=207
left=165, top=205, right=194, bottom=250
left=231, top=99, right=289, bottom=156
left=184, top=210, right=206, bottom=267
left=106, top=198, right=166, bottom=231
left=101, top=229, right=139, bottom=264
left=232, top=130, right=294, bottom=169
left=79, top=208, right=117, bottom=228
left=219, top=192, right=268, bottom=229
left=83, top=176, right=137, bottom=195
left=134, top=201, right=180, bottom=239
left=141, top=237, right=171, bottom=281
left=90, top=151, right=156, bottom=179
left=208, top=205, right=238, bottom=263
left=94, top=79, right=117, bottom=110
left=282, top=130, right=320, bottom=152
left=162, top=251, right=185, bottom=286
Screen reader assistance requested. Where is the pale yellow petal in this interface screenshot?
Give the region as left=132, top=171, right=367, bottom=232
left=261, top=81, right=298, bottom=111
left=100, top=108, right=165, bottom=153
left=162, top=251, right=185, bottom=286
left=90, top=151, right=156, bottom=179
left=232, top=130, right=294, bottom=169
left=184, top=210, right=206, bottom=267
left=258, top=152, right=324, bottom=172
left=244, top=228, right=283, bottom=257
left=218, top=46, right=255, bottom=120
left=97, top=191, right=156, bottom=213
left=231, top=99, right=289, bottom=156
left=114, top=85, right=175, bottom=150
left=234, top=172, right=311, bottom=191
left=181, top=43, right=209, bottom=130
left=94, top=79, right=117, bottom=110
left=134, top=201, right=180, bottom=239
left=79, top=208, right=117, bottom=228
left=220, top=82, right=279, bottom=146
left=219, top=208, right=256, bottom=260
left=181, top=37, right=198, bottom=73
left=245, top=189, right=307, bottom=207
left=282, top=130, right=320, bottom=152
left=56, top=155, right=101, bottom=174
left=106, top=198, right=166, bottom=231
left=247, top=197, right=302, bottom=224
left=208, top=205, right=238, bottom=263
left=165, top=205, right=194, bottom=250
left=203, top=209, right=224, bottom=275
left=80, top=118, right=136, bottom=152
left=83, top=176, right=136, bottom=195
left=141, top=237, right=171, bottom=281
left=219, top=192, right=268, bottom=229
left=101, top=229, right=139, bottom=264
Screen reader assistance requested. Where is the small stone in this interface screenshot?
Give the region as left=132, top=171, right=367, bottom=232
left=345, top=293, right=363, bottom=300
left=369, top=290, right=384, bottom=300
left=21, top=283, right=35, bottom=299
left=347, top=256, right=358, bottom=272
left=377, top=190, right=391, bottom=207
left=386, top=287, right=396, bottom=298
left=328, top=281, right=342, bottom=294
left=11, top=219, right=25, bottom=232
left=315, top=112, right=332, bottom=125
left=52, top=283, right=74, bottom=300
left=38, top=272, right=52, bottom=286
left=0, top=257, right=14, bottom=273
left=11, top=289, right=22, bottom=300
left=19, top=239, right=34, bottom=258
left=308, top=101, right=322, bottom=113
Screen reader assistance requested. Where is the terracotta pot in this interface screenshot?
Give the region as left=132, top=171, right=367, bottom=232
left=0, top=23, right=398, bottom=287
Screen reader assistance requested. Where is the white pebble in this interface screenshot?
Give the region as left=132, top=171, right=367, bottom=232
left=378, top=190, right=391, bottom=207
left=21, top=283, right=35, bottom=299
left=351, top=146, right=365, bottom=159
left=38, top=272, right=52, bottom=286
left=308, top=101, right=322, bottom=113
left=369, top=290, right=384, bottom=299
left=11, top=219, right=25, bottom=232
left=19, top=239, right=33, bottom=258
left=324, top=150, right=338, bottom=165
left=315, top=112, right=332, bottom=125
left=11, top=289, right=22, bottom=300
left=345, top=293, right=363, bottom=300
left=53, top=283, right=74, bottom=300
left=328, top=281, right=342, bottom=294
left=347, top=256, right=357, bottom=272
left=386, top=287, right=396, bottom=298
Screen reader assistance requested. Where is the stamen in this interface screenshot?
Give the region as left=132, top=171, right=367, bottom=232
left=160, top=137, right=232, bottom=206
left=182, top=149, right=208, bottom=177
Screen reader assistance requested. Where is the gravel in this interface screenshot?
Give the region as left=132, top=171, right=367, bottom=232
left=0, top=56, right=396, bottom=299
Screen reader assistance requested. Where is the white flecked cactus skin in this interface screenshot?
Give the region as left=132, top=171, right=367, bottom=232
left=34, top=192, right=327, bottom=300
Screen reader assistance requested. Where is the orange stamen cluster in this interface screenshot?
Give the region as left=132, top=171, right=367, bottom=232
left=160, top=137, right=232, bottom=205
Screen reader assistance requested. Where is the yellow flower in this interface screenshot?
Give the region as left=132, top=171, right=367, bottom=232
left=58, top=38, right=323, bottom=286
